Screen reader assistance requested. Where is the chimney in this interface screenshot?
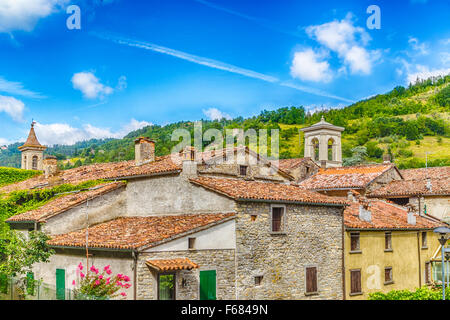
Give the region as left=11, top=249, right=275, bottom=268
left=383, top=153, right=391, bottom=164
left=43, top=155, right=58, bottom=178
left=407, top=205, right=417, bottom=225
left=426, top=178, right=432, bottom=192
left=320, top=160, right=327, bottom=169
left=358, top=199, right=371, bottom=222
left=134, top=137, right=155, bottom=166
left=347, top=190, right=357, bottom=203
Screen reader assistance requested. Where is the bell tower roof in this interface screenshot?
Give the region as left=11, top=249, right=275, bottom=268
left=18, top=121, right=46, bottom=151
left=300, top=116, right=345, bottom=133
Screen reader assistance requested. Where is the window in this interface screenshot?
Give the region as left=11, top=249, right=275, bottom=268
left=350, top=270, right=362, bottom=295
left=254, top=276, right=263, bottom=286
left=56, top=269, right=65, bottom=300
left=385, top=232, right=392, bottom=251
left=350, top=232, right=360, bottom=252
left=158, top=273, right=176, bottom=300
left=422, top=232, right=428, bottom=248
left=190, top=150, right=195, bottom=161
left=239, top=165, right=248, bottom=176
left=425, top=262, right=431, bottom=284
left=384, top=267, right=393, bottom=284
left=305, top=267, right=318, bottom=294
left=188, top=237, right=196, bottom=249
left=32, top=155, right=38, bottom=170
left=271, top=207, right=284, bottom=232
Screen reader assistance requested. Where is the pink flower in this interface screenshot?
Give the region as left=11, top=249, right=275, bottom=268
left=117, top=274, right=123, bottom=280
left=116, top=281, right=122, bottom=286
left=104, top=265, right=111, bottom=271
left=98, top=275, right=103, bottom=280
left=72, top=280, right=76, bottom=286
left=90, top=265, right=99, bottom=274
left=106, top=278, right=110, bottom=285
left=124, top=283, right=131, bottom=289
left=121, top=292, right=126, bottom=297
left=80, top=272, right=85, bottom=278
left=94, top=280, right=100, bottom=286
left=123, top=275, right=130, bottom=282
left=105, top=269, right=112, bottom=275
left=78, top=263, right=83, bottom=270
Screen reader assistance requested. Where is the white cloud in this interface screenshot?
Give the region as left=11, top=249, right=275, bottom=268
left=290, top=49, right=332, bottom=82
left=441, top=52, right=450, bottom=66
left=0, top=76, right=44, bottom=98
left=116, top=76, right=127, bottom=91
left=0, top=137, right=10, bottom=146
left=71, top=72, right=114, bottom=99
left=203, top=108, right=232, bottom=120
left=305, top=15, right=379, bottom=75
left=33, top=119, right=152, bottom=146
left=408, top=37, right=429, bottom=55
left=0, top=0, right=68, bottom=33
left=406, top=65, right=450, bottom=85
left=0, top=95, right=25, bottom=121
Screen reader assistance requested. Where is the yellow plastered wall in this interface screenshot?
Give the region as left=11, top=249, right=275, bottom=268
left=345, top=230, right=440, bottom=300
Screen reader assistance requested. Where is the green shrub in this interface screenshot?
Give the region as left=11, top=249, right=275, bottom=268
left=369, top=286, right=448, bottom=300
left=0, top=168, right=41, bottom=188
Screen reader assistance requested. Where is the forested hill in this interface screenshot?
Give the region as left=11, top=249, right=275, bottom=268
left=1, top=74, right=449, bottom=170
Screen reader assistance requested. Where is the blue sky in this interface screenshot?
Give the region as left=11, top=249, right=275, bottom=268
left=0, top=0, right=449, bottom=146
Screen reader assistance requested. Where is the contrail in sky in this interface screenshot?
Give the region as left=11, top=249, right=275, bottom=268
left=91, top=32, right=354, bottom=103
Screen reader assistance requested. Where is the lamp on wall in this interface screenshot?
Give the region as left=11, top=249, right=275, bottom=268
left=433, top=226, right=450, bottom=300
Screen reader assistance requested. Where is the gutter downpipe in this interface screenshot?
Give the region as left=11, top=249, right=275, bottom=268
left=417, top=232, right=422, bottom=288
left=132, top=250, right=138, bottom=300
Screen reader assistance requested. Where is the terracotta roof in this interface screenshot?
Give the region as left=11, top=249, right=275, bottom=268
left=6, top=182, right=126, bottom=223
left=367, top=177, right=450, bottom=197
left=18, top=125, right=46, bottom=150
left=0, top=155, right=182, bottom=193
left=298, top=164, right=396, bottom=190
left=344, top=199, right=443, bottom=230
left=146, top=258, right=199, bottom=271
left=189, top=177, right=347, bottom=205
left=47, top=213, right=235, bottom=250
left=271, top=158, right=317, bottom=172
left=400, top=166, right=450, bottom=181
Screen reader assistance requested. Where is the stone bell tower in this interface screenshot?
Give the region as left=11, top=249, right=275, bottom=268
left=18, top=121, right=46, bottom=170
left=300, top=116, right=344, bottom=168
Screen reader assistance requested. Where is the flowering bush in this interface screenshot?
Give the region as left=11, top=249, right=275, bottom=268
left=72, top=263, right=131, bottom=300
left=368, top=286, right=450, bottom=300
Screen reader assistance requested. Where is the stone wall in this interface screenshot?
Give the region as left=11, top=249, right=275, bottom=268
left=136, top=249, right=236, bottom=300
left=235, top=202, right=344, bottom=300
left=366, top=167, right=403, bottom=194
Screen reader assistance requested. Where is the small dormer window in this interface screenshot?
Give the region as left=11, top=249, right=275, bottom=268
left=239, top=165, right=248, bottom=176
left=188, top=237, right=196, bottom=249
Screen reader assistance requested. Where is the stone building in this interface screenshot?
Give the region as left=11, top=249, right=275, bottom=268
left=367, top=166, right=450, bottom=222
left=18, top=121, right=46, bottom=171
left=6, top=136, right=347, bottom=300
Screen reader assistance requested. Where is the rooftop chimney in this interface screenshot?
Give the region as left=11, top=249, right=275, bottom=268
left=426, top=178, right=432, bottom=192
left=407, top=205, right=416, bottom=225
left=383, top=153, right=391, bottom=164
left=134, top=137, right=155, bottom=166
left=43, top=155, right=58, bottom=178
left=347, top=190, right=358, bottom=203
left=320, top=160, right=327, bottom=169
left=358, top=199, right=371, bottom=222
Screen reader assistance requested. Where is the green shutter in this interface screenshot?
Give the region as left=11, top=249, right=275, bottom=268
left=56, top=269, right=65, bottom=300
left=26, top=272, right=35, bottom=296
left=200, top=270, right=216, bottom=300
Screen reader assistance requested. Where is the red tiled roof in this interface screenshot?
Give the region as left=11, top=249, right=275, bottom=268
left=146, top=258, right=199, bottom=271
left=344, top=199, right=443, bottom=230
left=271, top=158, right=317, bottom=172
left=47, top=213, right=235, bottom=250
left=189, top=177, right=347, bottom=205
left=368, top=177, right=450, bottom=197
left=400, top=166, right=450, bottom=181
left=298, top=164, right=396, bottom=190
left=6, top=182, right=126, bottom=223
left=0, top=155, right=182, bottom=193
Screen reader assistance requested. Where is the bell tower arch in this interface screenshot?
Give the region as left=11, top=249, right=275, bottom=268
left=300, top=116, right=344, bottom=168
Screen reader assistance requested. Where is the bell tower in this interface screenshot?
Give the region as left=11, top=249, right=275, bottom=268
left=18, top=121, right=46, bottom=170
left=300, top=116, right=344, bottom=168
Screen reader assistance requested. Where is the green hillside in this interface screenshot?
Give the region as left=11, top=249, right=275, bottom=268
left=1, top=74, right=449, bottom=170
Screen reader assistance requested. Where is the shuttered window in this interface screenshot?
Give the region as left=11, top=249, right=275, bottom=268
left=350, top=232, right=360, bottom=252
left=422, top=232, right=428, bottom=248
left=425, top=262, right=431, bottom=284
left=385, top=232, right=392, bottom=250
left=350, top=270, right=362, bottom=294
left=271, top=207, right=284, bottom=232
left=385, top=267, right=393, bottom=284
left=305, top=267, right=318, bottom=294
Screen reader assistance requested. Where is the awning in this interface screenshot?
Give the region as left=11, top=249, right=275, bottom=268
left=146, top=258, right=199, bottom=271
